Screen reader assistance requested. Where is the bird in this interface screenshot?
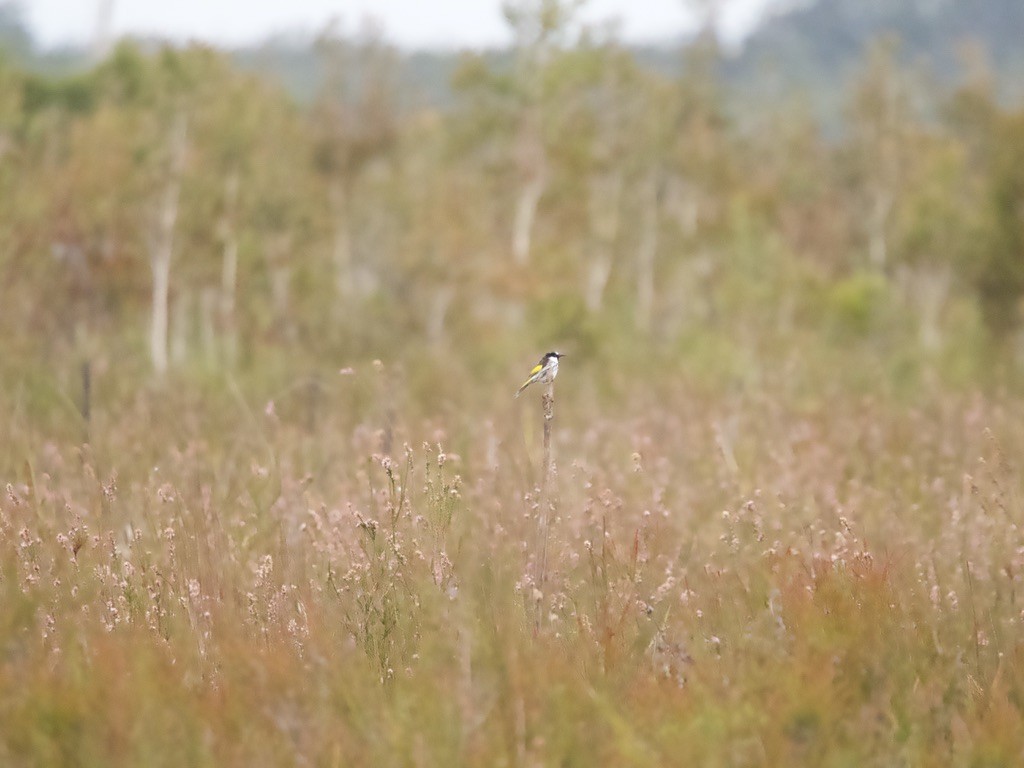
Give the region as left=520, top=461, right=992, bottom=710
left=515, top=351, right=564, bottom=398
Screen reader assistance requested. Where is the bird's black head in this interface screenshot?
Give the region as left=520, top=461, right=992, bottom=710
left=545, top=351, right=564, bottom=360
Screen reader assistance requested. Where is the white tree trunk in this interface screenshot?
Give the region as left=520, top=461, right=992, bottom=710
left=512, top=104, right=547, bottom=267
left=667, top=175, right=699, bottom=237
left=584, top=171, right=622, bottom=312
left=170, top=289, right=190, bottom=366
left=904, top=264, right=951, bottom=352
left=584, top=253, right=614, bottom=313
left=868, top=187, right=893, bottom=270
left=427, top=285, right=454, bottom=346
left=150, top=247, right=171, bottom=375
left=220, top=235, right=238, bottom=320
left=512, top=170, right=546, bottom=266
left=200, top=287, right=218, bottom=367
left=219, top=171, right=240, bottom=366
left=266, top=233, right=293, bottom=336
left=330, top=178, right=354, bottom=300
left=635, top=171, right=660, bottom=334
left=149, top=113, right=188, bottom=375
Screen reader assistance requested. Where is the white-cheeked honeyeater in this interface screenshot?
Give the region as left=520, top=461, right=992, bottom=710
left=515, top=351, right=564, bottom=398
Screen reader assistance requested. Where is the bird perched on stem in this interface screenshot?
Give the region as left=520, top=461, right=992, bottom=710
left=515, top=351, right=564, bottom=398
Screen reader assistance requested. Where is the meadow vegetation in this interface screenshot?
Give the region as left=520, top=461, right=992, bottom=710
left=6, top=357, right=1024, bottom=766
left=2, top=1, right=1024, bottom=764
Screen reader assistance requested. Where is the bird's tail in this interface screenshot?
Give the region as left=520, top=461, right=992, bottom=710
left=514, top=379, right=532, bottom=398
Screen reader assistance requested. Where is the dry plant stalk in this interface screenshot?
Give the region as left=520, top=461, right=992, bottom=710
left=542, top=381, right=554, bottom=486
left=535, top=380, right=556, bottom=634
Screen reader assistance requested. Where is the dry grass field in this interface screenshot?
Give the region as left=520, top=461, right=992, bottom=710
left=3, top=354, right=1024, bottom=766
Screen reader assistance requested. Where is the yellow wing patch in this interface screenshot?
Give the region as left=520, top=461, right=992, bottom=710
left=529, top=363, right=544, bottom=376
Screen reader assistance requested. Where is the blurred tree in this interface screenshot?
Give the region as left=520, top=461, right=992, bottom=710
left=243, top=85, right=315, bottom=350
left=174, top=49, right=302, bottom=365
left=90, top=43, right=257, bottom=373
left=501, top=0, right=585, bottom=264
left=448, top=53, right=523, bottom=329
left=148, top=112, right=187, bottom=374
left=446, top=0, right=596, bottom=336
left=578, top=41, right=628, bottom=314
left=890, top=133, right=972, bottom=350
left=56, top=103, right=148, bottom=338
left=311, top=21, right=397, bottom=306
left=657, top=26, right=732, bottom=336
left=975, top=111, right=1024, bottom=344
left=946, top=73, right=1024, bottom=347
left=15, top=60, right=143, bottom=357
left=841, top=37, right=920, bottom=273
left=563, top=36, right=669, bottom=323
left=503, top=0, right=587, bottom=266
left=745, top=100, right=850, bottom=275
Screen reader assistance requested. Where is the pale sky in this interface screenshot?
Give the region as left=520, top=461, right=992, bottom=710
left=21, top=0, right=777, bottom=50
